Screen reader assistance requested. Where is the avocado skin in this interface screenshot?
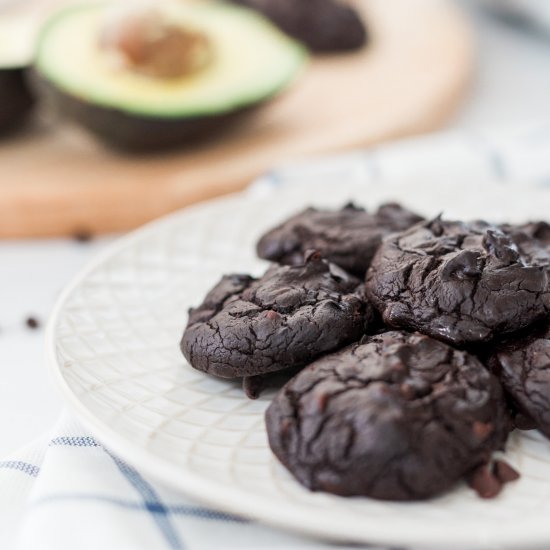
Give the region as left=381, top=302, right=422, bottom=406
left=0, top=68, right=35, bottom=136
left=36, top=75, right=258, bottom=153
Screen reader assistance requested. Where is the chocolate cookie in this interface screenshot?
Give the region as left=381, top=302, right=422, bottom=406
left=490, top=322, right=550, bottom=439
left=257, top=202, right=424, bottom=277
left=230, top=0, right=367, bottom=52
left=365, top=218, right=549, bottom=347
left=503, top=221, right=550, bottom=268
left=266, top=331, right=509, bottom=500
left=181, top=252, right=375, bottom=380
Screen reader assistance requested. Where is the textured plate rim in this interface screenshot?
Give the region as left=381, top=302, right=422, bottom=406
left=45, top=184, right=550, bottom=549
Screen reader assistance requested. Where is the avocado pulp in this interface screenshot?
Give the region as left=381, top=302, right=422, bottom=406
left=34, top=1, right=307, bottom=151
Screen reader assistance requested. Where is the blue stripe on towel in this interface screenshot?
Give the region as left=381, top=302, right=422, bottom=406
left=51, top=436, right=184, bottom=549
left=0, top=460, right=40, bottom=477
left=32, top=494, right=246, bottom=522
left=168, top=505, right=246, bottom=522
left=50, top=436, right=100, bottom=447
left=105, top=451, right=184, bottom=549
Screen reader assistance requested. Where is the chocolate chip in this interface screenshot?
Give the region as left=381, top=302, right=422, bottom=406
left=384, top=355, right=406, bottom=374
left=482, top=230, right=520, bottom=265
left=441, top=250, right=483, bottom=281
left=468, top=464, right=503, bottom=499
left=242, top=375, right=264, bottom=400
left=73, top=229, right=93, bottom=243
left=494, top=460, right=520, bottom=483
left=472, top=421, right=494, bottom=441
left=428, top=215, right=445, bottom=236
left=25, top=316, right=40, bottom=330
left=530, top=221, right=550, bottom=241
left=304, top=249, right=322, bottom=263
left=399, top=383, right=415, bottom=400
left=280, top=417, right=292, bottom=436
left=317, top=392, right=329, bottom=411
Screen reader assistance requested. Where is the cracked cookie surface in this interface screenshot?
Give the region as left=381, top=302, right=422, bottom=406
left=365, top=218, right=549, bottom=347
left=490, top=323, right=550, bottom=439
left=181, top=252, right=376, bottom=379
left=266, top=331, right=509, bottom=500
left=257, top=202, right=424, bottom=277
left=503, top=221, right=550, bottom=269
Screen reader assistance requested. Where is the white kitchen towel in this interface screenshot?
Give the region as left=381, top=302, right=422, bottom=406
left=0, top=412, right=381, bottom=550
left=250, top=122, right=550, bottom=195
left=481, top=0, right=550, bottom=35
left=2, top=122, right=550, bottom=550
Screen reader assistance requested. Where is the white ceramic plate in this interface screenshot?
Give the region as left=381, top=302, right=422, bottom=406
left=47, top=176, right=550, bottom=549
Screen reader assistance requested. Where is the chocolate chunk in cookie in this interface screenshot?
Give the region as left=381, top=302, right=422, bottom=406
left=266, top=331, right=509, bottom=500
left=181, top=252, right=376, bottom=380
left=257, top=202, right=424, bottom=277
left=490, top=322, right=550, bottom=439
left=365, top=218, right=549, bottom=347
left=502, top=221, right=550, bottom=269
left=230, top=0, right=367, bottom=52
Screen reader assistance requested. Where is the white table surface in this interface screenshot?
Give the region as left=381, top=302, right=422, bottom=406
left=2, top=0, right=550, bottom=458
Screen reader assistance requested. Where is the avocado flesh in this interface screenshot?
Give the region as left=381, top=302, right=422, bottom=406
left=34, top=2, right=306, bottom=150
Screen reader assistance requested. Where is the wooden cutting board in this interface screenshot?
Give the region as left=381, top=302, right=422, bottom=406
left=0, top=0, right=473, bottom=238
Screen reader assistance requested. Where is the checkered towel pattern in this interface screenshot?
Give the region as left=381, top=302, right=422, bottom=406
left=0, top=413, right=374, bottom=550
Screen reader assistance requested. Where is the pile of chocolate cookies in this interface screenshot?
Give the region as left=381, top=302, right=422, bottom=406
left=229, top=0, right=367, bottom=53
left=181, top=203, right=550, bottom=502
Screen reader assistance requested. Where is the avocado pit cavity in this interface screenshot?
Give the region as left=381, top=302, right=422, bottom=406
left=100, top=7, right=212, bottom=79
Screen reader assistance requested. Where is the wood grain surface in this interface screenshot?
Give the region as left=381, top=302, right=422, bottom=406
left=0, top=0, right=473, bottom=237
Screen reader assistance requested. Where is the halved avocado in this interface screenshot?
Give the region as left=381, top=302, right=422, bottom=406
left=34, top=1, right=307, bottom=151
left=0, top=18, right=36, bottom=135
